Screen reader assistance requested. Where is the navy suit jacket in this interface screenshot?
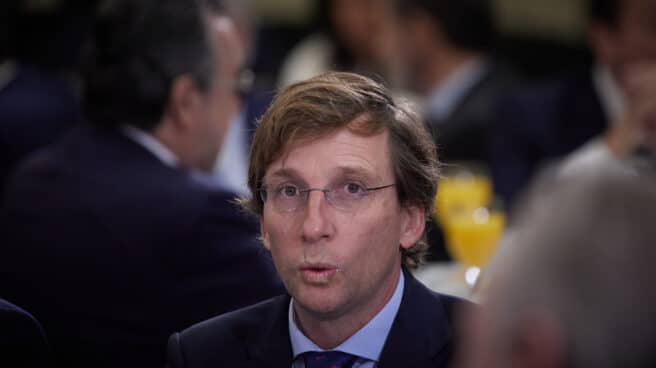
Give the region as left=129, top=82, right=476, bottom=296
left=424, top=62, right=518, bottom=261
left=167, top=270, right=469, bottom=368
left=0, top=297, right=51, bottom=367
left=0, top=64, right=81, bottom=194
left=427, top=62, right=518, bottom=165
left=0, top=125, right=284, bottom=368
left=489, top=70, right=608, bottom=209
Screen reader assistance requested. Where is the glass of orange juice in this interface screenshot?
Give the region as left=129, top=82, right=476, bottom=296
left=434, top=173, right=492, bottom=226
left=443, top=203, right=505, bottom=285
left=433, top=163, right=505, bottom=287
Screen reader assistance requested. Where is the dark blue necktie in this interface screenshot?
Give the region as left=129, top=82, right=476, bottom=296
left=302, top=351, right=359, bottom=368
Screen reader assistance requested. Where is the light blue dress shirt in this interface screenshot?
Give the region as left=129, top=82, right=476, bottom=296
left=424, top=58, right=488, bottom=123
left=121, top=125, right=179, bottom=168
left=289, top=272, right=405, bottom=368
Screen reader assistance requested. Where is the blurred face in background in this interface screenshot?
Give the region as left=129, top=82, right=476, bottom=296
left=193, top=16, right=244, bottom=172
left=330, top=0, right=397, bottom=66
left=591, top=0, right=656, bottom=83
left=397, top=10, right=438, bottom=94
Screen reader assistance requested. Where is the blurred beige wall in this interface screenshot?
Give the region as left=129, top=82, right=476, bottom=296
left=250, top=0, right=590, bottom=43
left=494, top=0, right=588, bottom=44
left=252, top=0, right=318, bottom=25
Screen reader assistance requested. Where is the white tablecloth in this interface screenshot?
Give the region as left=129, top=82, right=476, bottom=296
left=412, top=262, right=476, bottom=301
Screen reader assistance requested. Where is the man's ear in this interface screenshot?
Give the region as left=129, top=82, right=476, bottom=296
left=166, top=74, right=203, bottom=132
left=260, top=219, right=271, bottom=251
left=511, top=314, right=567, bottom=368
left=399, top=204, right=425, bottom=250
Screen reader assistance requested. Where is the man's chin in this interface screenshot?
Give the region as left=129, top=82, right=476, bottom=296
left=294, top=289, right=346, bottom=320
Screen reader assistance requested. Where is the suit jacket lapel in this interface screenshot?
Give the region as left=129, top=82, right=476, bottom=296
left=246, top=295, right=294, bottom=368
left=378, top=270, right=454, bottom=368
left=239, top=273, right=455, bottom=368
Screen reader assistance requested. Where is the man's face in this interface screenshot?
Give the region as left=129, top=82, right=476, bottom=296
left=397, top=12, right=437, bottom=95
left=260, top=125, right=421, bottom=323
left=194, top=16, right=243, bottom=172
left=596, top=0, right=656, bottom=81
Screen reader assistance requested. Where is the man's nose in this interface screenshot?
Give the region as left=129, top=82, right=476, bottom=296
left=301, top=190, right=334, bottom=243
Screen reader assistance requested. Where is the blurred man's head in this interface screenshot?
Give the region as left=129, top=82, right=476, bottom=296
left=83, top=0, right=242, bottom=172
left=327, top=0, right=396, bottom=64
left=458, top=171, right=656, bottom=368
left=395, top=0, right=493, bottom=94
left=588, top=0, right=656, bottom=83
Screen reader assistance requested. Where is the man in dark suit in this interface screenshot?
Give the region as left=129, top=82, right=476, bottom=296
left=394, top=0, right=518, bottom=260
left=168, top=72, right=471, bottom=368
left=0, top=297, right=51, bottom=367
left=490, top=71, right=607, bottom=209
left=0, top=1, right=283, bottom=367
left=489, top=0, right=656, bottom=210
left=395, top=0, right=518, bottom=164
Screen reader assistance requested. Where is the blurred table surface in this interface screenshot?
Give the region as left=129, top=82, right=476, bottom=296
left=412, top=262, right=476, bottom=301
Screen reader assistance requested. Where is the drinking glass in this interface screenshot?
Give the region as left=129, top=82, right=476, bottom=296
left=433, top=163, right=505, bottom=287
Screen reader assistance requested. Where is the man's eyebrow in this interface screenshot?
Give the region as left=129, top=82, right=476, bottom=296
left=333, top=165, right=378, bottom=181
left=265, top=168, right=302, bottom=182
left=264, top=165, right=381, bottom=184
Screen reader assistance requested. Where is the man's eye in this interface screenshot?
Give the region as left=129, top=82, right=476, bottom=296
left=279, top=185, right=299, bottom=197
left=344, top=182, right=366, bottom=194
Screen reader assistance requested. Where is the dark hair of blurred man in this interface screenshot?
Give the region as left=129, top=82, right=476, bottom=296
left=0, top=1, right=283, bottom=367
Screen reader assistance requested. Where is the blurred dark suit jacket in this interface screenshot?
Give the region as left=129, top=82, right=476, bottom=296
left=0, top=63, right=81, bottom=194
left=489, top=70, right=608, bottom=210
left=427, top=62, right=518, bottom=164
left=167, top=270, right=469, bottom=368
left=0, top=297, right=51, bottom=368
left=425, top=62, right=518, bottom=261
left=0, top=125, right=284, bottom=368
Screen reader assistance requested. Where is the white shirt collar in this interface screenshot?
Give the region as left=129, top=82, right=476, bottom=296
left=212, top=112, right=250, bottom=195
left=424, top=58, right=488, bottom=122
left=288, top=271, right=405, bottom=363
left=121, top=125, right=179, bottom=168
left=592, top=64, right=626, bottom=125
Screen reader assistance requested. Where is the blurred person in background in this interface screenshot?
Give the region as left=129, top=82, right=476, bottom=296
left=211, top=0, right=275, bottom=195
left=394, top=0, right=519, bottom=261
left=490, top=0, right=656, bottom=211
left=0, top=0, right=91, bottom=195
left=278, top=0, right=403, bottom=87
left=0, top=0, right=283, bottom=367
left=456, top=170, right=656, bottom=368
left=394, top=0, right=518, bottom=164
left=556, top=63, right=656, bottom=178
